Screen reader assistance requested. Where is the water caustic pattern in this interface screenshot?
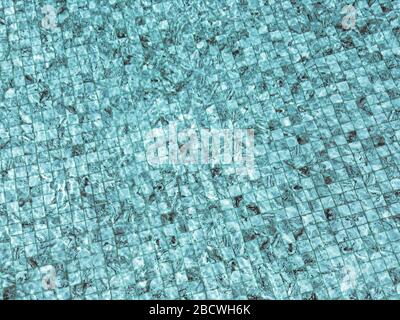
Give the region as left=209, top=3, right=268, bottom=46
left=0, top=0, right=400, bottom=300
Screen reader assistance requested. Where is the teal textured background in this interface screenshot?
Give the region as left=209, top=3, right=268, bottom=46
left=0, top=0, right=400, bottom=299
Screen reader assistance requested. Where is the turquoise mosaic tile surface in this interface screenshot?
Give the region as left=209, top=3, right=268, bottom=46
left=1, top=0, right=400, bottom=300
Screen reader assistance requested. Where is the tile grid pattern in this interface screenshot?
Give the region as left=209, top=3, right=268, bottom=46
left=0, top=0, right=400, bottom=299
